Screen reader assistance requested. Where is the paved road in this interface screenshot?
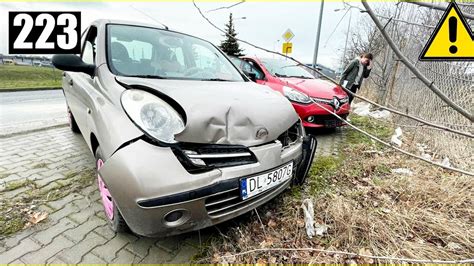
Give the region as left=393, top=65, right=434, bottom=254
left=0, top=90, right=67, bottom=136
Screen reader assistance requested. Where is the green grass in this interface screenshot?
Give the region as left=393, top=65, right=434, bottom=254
left=0, top=216, right=24, bottom=236
left=346, top=114, right=393, bottom=146
left=3, top=179, right=36, bottom=191
left=0, top=65, right=62, bottom=89
left=307, top=156, right=342, bottom=195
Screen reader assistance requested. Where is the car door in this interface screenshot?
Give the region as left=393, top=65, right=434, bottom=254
left=65, top=26, right=98, bottom=147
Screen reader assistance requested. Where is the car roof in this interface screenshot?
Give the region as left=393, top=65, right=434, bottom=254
left=90, top=19, right=217, bottom=46
left=91, top=19, right=167, bottom=30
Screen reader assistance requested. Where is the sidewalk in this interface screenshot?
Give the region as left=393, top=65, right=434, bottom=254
left=0, top=127, right=203, bottom=263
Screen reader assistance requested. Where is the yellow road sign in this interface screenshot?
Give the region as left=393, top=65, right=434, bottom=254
left=419, top=2, right=474, bottom=60
left=282, top=42, right=292, bottom=54
left=282, top=29, right=295, bottom=42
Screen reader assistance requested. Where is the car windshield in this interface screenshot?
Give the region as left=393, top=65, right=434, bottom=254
left=261, top=58, right=315, bottom=79
left=107, top=24, right=244, bottom=81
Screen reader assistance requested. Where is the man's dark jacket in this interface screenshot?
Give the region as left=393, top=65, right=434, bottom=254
left=340, top=58, right=371, bottom=90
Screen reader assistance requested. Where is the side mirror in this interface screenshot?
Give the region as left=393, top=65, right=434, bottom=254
left=52, top=54, right=95, bottom=76
left=244, top=71, right=257, bottom=82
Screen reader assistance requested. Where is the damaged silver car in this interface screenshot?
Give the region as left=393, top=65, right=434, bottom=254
left=52, top=20, right=316, bottom=237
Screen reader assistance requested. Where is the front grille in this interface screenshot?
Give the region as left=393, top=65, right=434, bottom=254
left=309, top=113, right=348, bottom=126
left=205, top=180, right=289, bottom=218
left=311, top=96, right=349, bottom=111
left=173, top=144, right=258, bottom=173
left=174, top=122, right=301, bottom=173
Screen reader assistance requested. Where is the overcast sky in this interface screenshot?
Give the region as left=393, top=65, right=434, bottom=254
left=0, top=1, right=367, bottom=70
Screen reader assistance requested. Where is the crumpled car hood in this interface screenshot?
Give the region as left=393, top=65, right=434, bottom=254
left=280, top=78, right=348, bottom=99
left=116, top=77, right=299, bottom=146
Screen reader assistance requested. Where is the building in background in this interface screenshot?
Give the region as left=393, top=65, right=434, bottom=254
left=0, top=55, right=52, bottom=66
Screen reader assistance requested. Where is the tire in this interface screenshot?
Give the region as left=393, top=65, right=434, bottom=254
left=67, top=107, right=80, bottom=133
left=95, top=147, right=129, bottom=233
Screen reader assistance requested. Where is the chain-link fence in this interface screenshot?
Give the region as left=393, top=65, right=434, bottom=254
left=355, top=2, right=473, bottom=169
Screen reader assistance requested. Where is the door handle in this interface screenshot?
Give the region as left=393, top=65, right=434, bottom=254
left=68, top=79, right=73, bottom=86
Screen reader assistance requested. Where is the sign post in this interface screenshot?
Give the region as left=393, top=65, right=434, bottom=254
left=282, top=42, right=293, bottom=55
left=282, top=29, right=295, bottom=56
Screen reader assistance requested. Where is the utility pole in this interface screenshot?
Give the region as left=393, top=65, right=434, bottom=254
left=312, top=0, right=324, bottom=68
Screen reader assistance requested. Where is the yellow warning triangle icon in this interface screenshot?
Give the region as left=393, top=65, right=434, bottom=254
left=419, top=1, right=474, bottom=61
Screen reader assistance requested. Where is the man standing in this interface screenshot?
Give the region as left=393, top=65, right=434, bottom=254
left=340, top=53, right=373, bottom=104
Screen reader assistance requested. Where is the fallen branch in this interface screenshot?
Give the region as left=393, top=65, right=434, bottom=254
left=376, top=14, right=435, bottom=29
left=193, top=0, right=473, bottom=138
left=206, top=0, right=245, bottom=13
left=217, top=247, right=474, bottom=264
left=309, top=97, right=474, bottom=176
left=362, top=0, right=473, bottom=122
left=192, top=0, right=474, bottom=176
left=342, top=1, right=436, bottom=28
left=403, top=1, right=474, bottom=20
left=254, top=208, right=267, bottom=237
left=342, top=89, right=473, bottom=138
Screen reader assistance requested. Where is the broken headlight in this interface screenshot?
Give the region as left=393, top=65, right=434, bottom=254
left=121, top=89, right=185, bottom=143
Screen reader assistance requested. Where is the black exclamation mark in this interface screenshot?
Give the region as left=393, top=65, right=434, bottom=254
left=449, top=17, right=458, bottom=54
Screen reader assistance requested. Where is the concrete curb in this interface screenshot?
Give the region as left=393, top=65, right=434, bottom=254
left=0, top=87, right=62, bottom=92
left=0, top=123, right=68, bottom=138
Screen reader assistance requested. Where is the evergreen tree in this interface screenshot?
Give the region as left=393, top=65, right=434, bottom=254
left=219, top=13, right=244, bottom=56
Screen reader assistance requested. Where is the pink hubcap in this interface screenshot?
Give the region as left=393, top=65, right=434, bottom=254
left=97, top=159, right=114, bottom=220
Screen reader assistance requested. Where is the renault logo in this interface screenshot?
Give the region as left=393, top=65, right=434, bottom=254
left=256, top=128, right=269, bottom=139
left=332, top=97, right=341, bottom=111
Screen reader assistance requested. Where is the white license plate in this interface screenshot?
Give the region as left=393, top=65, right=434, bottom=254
left=240, top=161, right=293, bottom=200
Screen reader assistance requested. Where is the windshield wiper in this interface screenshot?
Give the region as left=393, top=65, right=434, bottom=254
left=288, top=75, right=314, bottom=79
left=282, top=64, right=300, bottom=69
left=127, top=74, right=167, bottom=79
left=200, top=78, right=233, bottom=81
left=274, top=73, right=290, bottom=78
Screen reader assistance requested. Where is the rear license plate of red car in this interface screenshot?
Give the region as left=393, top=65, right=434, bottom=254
left=325, top=120, right=338, bottom=127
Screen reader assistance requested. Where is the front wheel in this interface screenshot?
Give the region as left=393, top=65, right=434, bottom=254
left=95, top=147, right=129, bottom=233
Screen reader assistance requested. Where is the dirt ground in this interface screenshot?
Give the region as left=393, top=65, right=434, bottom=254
left=197, top=115, right=474, bottom=263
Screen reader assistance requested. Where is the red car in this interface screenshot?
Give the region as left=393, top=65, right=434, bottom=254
left=231, top=57, right=350, bottom=129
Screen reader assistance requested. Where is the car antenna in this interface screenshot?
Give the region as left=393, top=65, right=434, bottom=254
left=130, top=5, right=169, bottom=30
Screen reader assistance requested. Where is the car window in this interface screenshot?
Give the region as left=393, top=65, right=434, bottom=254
left=82, top=27, right=97, bottom=65
left=242, top=60, right=265, bottom=80
left=229, top=57, right=243, bottom=67
left=115, top=39, right=153, bottom=61
left=261, top=58, right=314, bottom=79
left=107, top=24, right=244, bottom=81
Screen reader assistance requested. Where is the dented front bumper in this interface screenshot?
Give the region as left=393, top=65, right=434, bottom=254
left=99, top=134, right=316, bottom=237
